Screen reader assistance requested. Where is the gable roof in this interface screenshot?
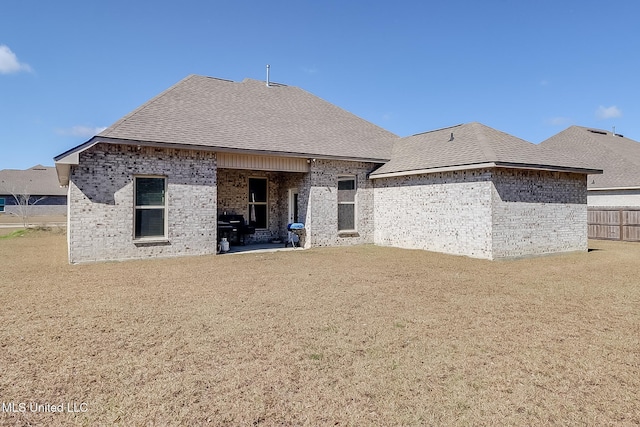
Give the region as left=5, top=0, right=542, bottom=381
left=370, top=122, right=601, bottom=178
left=62, top=75, right=397, bottom=163
left=540, top=126, right=640, bottom=189
left=0, top=165, right=67, bottom=196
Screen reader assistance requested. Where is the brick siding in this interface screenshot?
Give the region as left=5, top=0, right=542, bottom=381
left=373, top=169, right=494, bottom=258
left=300, top=159, right=379, bottom=248
left=491, top=169, right=587, bottom=258
left=66, top=147, right=589, bottom=262
left=67, top=144, right=217, bottom=263
left=374, top=168, right=588, bottom=259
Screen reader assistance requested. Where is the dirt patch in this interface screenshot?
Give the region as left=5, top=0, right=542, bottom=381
left=0, top=234, right=638, bottom=426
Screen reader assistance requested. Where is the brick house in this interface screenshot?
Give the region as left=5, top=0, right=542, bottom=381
left=54, top=75, right=600, bottom=263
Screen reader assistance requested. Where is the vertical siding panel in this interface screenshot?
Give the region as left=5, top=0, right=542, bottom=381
left=217, top=153, right=309, bottom=172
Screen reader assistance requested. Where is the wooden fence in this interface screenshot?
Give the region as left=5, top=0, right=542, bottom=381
left=588, top=208, right=640, bottom=241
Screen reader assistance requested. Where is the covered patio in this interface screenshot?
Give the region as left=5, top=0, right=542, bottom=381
left=216, top=153, right=309, bottom=249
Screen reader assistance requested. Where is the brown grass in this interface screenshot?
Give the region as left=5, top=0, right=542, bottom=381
left=0, top=232, right=638, bottom=426
left=0, top=214, right=66, bottom=225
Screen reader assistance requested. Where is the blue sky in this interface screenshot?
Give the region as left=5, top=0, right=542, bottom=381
left=1, top=0, right=639, bottom=170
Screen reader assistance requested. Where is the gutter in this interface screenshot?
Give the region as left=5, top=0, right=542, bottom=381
left=588, top=186, right=640, bottom=191
left=369, top=162, right=603, bottom=179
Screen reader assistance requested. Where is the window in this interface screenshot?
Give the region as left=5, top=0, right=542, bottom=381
left=338, top=176, right=356, bottom=232
left=248, top=177, right=268, bottom=229
left=0, top=198, right=4, bottom=212
left=134, top=176, right=166, bottom=239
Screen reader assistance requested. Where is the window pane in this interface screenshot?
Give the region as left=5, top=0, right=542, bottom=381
left=135, top=208, right=165, bottom=238
left=249, top=204, right=267, bottom=229
left=248, top=178, right=267, bottom=203
left=0, top=198, right=4, bottom=212
left=338, top=178, right=356, bottom=203
left=338, top=189, right=356, bottom=203
left=136, top=178, right=165, bottom=206
left=338, top=179, right=355, bottom=191
left=338, top=204, right=355, bottom=231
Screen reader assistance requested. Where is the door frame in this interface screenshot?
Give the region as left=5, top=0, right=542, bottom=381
left=288, top=188, right=299, bottom=224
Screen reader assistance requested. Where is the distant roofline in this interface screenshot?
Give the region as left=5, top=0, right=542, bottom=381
left=570, top=125, right=635, bottom=140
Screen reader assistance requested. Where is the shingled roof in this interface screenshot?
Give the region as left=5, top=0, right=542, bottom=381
left=0, top=165, right=67, bottom=196
left=54, top=75, right=602, bottom=186
left=540, top=126, right=640, bottom=189
left=95, top=75, right=397, bottom=161
left=370, top=122, right=600, bottom=178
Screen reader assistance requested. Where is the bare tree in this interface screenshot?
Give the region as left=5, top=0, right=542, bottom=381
left=0, top=182, right=46, bottom=228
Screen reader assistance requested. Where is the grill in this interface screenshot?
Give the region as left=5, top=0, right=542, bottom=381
left=218, top=214, right=256, bottom=245
left=286, top=222, right=305, bottom=247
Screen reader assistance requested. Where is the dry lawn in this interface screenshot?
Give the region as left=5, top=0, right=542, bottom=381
left=0, top=215, right=66, bottom=224
left=0, top=231, right=638, bottom=426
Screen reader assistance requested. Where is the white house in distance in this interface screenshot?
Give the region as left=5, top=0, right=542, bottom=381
left=54, top=75, right=600, bottom=263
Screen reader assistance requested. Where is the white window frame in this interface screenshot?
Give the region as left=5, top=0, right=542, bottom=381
left=133, top=175, right=168, bottom=240
left=248, top=176, right=268, bottom=230
left=337, top=175, right=357, bottom=233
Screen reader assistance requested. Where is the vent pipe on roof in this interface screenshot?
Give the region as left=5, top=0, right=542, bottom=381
left=266, top=64, right=270, bottom=87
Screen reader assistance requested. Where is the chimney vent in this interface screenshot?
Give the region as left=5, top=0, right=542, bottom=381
left=266, top=64, right=270, bottom=87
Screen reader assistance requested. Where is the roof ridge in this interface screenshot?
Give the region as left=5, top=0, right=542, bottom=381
left=410, top=123, right=464, bottom=137
left=200, top=75, right=234, bottom=83
left=471, top=122, right=497, bottom=162
left=241, top=77, right=288, bottom=87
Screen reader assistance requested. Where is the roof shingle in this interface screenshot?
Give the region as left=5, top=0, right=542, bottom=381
left=98, top=75, right=398, bottom=161
left=370, top=122, right=598, bottom=176
left=540, top=126, right=640, bottom=188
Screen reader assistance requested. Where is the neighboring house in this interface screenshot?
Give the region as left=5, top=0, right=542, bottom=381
left=541, top=126, right=640, bottom=241
left=0, top=165, right=67, bottom=217
left=54, top=75, right=600, bottom=263
left=540, top=126, right=640, bottom=208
